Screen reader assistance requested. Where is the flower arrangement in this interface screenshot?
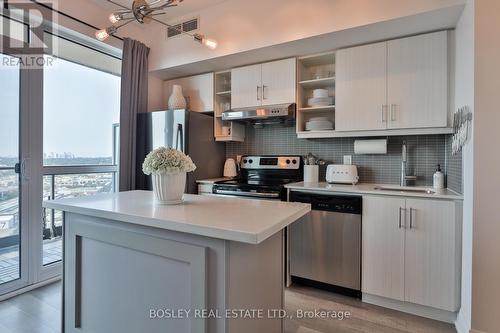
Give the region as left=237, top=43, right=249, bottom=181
left=142, top=147, right=196, bottom=176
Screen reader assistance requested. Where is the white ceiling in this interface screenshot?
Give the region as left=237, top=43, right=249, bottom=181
left=95, top=0, right=229, bottom=22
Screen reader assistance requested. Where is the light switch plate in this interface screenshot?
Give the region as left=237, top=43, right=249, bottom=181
left=343, top=155, right=352, bottom=165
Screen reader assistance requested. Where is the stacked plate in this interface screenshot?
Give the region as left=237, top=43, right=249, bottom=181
left=305, top=117, right=334, bottom=131
left=308, top=89, right=334, bottom=107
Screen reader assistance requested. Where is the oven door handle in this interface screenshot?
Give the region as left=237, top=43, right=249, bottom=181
left=213, top=189, right=280, bottom=198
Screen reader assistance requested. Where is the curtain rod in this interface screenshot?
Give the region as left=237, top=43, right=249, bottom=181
left=25, top=0, right=124, bottom=42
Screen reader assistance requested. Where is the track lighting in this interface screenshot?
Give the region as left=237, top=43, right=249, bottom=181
left=96, top=0, right=217, bottom=49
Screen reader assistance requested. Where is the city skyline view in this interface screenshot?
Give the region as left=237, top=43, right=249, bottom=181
left=0, top=56, right=120, bottom=159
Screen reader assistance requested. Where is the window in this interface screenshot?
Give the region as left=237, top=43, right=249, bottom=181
left=42, top=36, right=121, bottom=266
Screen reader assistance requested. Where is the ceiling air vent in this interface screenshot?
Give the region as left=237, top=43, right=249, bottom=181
left=167, top=23, right=182, bottom=38
left=167, top=17, right=199, bottom=39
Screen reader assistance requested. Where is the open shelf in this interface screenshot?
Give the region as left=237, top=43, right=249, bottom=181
left=298, top=77, right=335, bottom=89
left=296, top=51, right=336, bottom=138
left=213, top=70, right=245, bottom=142
left=299, top=105, right=335, bottom=112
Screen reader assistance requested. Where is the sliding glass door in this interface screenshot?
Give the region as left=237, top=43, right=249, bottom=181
left=39, top=35, right=121, bottom=280
left=1, top=13, right=121, bottom=293
left=0, top=53, right=29, bottom=293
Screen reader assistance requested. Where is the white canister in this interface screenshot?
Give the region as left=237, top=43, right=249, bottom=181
left=304, top=165, right=319, bottom=183
left=168, top=84, right=187, bottom=110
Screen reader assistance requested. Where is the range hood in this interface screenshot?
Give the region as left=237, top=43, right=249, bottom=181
left=221, top=103, right=296, bottom=126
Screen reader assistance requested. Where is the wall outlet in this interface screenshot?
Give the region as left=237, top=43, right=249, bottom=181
left=343, top=155, right=352, bottom=165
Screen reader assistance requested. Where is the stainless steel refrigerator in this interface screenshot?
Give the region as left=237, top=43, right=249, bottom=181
left=136, top=109, right=225, bottom=194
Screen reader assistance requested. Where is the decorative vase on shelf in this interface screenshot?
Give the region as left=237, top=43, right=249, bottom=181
left=168, top=84, right=187, bottom=110
left=152, top=172, right=186, bottom=205
left=142, top=147, right=197, bottom=205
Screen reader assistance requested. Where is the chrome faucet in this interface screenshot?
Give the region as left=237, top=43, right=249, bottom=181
left=401, top=141, right=417, bottom=186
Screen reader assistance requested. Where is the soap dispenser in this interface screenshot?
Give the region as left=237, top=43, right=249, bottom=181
left=433, top=164, right=444, bottom=189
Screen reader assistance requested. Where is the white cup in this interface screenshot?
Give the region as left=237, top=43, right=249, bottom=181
left=304, top=165, right=319, bottom=183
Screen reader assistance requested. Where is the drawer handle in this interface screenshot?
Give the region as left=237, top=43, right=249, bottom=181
left=409, top=208, right=415, bottom=229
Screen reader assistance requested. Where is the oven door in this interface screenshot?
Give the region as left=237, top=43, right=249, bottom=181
left=211, top=191, right=281, bottom=201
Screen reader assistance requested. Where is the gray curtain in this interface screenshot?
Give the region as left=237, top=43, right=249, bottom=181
left=119, top=38, right=150, bottom=191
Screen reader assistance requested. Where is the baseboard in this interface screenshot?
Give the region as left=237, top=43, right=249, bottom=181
left=362, top=293, right=457, bottom=323
left=0, top=276, right=61, bottom=302
left=470, top=330, right=487, bottom=333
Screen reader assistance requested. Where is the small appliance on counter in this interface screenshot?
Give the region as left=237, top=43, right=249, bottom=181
left=223, top=158, right=238, bottom=178
left=326, top=164, right=359, bottom=185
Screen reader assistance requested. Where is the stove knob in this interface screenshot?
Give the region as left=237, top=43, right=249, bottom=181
left=286, top=159, right=291, bottom=164
left=292, top=159, right=297, bottom=164
left=249, top=159, right=253, bottom=164
left=243, top=159, right=248, bottom=164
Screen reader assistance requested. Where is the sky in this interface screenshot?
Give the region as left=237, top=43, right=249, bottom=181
left=0, top=54, right=120, bottom=158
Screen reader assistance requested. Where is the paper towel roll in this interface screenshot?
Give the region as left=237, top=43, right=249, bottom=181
left=354, top=139, right=387, bottom=154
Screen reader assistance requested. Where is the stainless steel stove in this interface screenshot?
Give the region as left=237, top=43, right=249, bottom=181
left=212, top=155, right=303, bottom=201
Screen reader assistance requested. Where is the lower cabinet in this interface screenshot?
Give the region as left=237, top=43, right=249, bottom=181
left=362, top=196, right=461, bottom=312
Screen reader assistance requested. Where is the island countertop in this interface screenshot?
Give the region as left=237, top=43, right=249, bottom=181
left=43, top=190, right=310, bottom=244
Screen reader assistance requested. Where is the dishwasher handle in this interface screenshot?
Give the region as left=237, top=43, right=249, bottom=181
left=289, top=192, right=362, bottom=214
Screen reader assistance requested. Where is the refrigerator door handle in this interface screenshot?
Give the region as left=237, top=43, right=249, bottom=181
left=176, top=123, right=184, bottom=152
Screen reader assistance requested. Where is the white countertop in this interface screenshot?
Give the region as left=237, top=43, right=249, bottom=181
left=43, top=191, right=310, bottom=244
left=285, top=182, right=463, bottom=200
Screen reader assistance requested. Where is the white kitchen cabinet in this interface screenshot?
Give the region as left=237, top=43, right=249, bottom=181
left=231, top=58, right=296, bottom=109
left=387, top=31, right=448, bottom=129
left=335, top=31, right=448, bottom=133
left=404, top=198, right=460, bottom=311
left=231, top=64, right=262, bottom=109
left=362, top=195, right=461, bottom=312
left=164, top=73, right=214, bottom=112
left=362, top=196, right=406, bottom=301
left=336, top=42, right=387, bottom=131
left=261, top=58, right=296, bottom=106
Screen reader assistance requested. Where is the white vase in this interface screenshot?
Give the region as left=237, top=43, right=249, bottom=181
left=152, top=172, right=186, bottom=205
left=168, top=84, right=187, bottom=110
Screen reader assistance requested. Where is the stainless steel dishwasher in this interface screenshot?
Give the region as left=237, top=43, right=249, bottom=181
left=289, top=191, right=362, bottom=297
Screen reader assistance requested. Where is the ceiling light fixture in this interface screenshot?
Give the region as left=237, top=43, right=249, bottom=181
left=96, top=0, right=218, bottom=49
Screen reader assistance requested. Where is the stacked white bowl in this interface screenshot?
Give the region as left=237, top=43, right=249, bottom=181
left=308, top=89, right=334, bottom=107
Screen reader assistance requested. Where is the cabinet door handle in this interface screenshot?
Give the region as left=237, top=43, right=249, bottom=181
left=257, top=86, right=261, bottom=101
left=409, top=208, right=415, bottom=229
left=262, top=85, right=268, bottom=100
left=399, top=207, right=405, bottom=229
left=390, top=104, right=396, bottom=121
left=382, top=105, right=387, bottom=123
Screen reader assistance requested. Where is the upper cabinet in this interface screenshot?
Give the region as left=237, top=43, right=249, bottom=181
left=231, top=64, right=262, bottom=109
left=387, top=32, right=448, bottom=129
left=231, top=58, right=296, bottom=109
left=335, top=31, right=449, bottom=133
left=164, top=73, right=214, bottom=113
left=336, top=42, right=387, bottom=131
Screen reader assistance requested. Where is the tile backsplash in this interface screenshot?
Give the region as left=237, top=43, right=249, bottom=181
left=226, top=125, right=463, bottom=193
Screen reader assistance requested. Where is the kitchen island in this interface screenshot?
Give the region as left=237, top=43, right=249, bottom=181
left=43, top=191, right=310, bottom=333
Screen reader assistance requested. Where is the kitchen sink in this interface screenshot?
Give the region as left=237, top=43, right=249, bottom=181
left=373, top=185, right=436, bottom=195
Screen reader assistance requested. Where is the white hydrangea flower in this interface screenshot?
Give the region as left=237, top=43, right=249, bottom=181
left=142, top=147, right=196, bottom=175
